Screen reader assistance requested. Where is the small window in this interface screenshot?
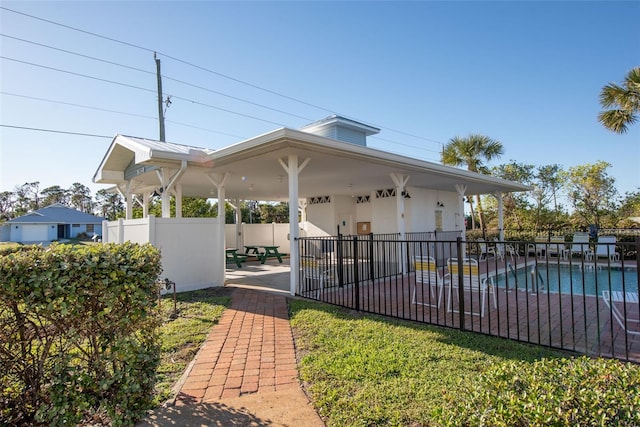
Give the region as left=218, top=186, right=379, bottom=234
left=72, top=224, right=80, bottom=228
left=86, top=224, right=94, bottom=233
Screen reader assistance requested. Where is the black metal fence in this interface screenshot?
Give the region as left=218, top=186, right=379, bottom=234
left=297, top=234, right=640, bottom=363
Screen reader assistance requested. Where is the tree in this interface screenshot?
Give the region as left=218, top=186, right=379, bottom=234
left=40, top=185, right=69, bottom=207
left=491, top=161, right=535, bottom=230
left=598, top=66, right=640, bottom=134
left=68, top=182, right=93, bottom=213
left=616, top=190, right=640, bottom=228
left=442, top=134, right=504, bottom=231
left=0, top=191, right=13, bottom=221
left=95, top=189, right=124, bottom=220
left=13, top=182, right=40, bottom=215
left=565, top=161, right=617, bottom=229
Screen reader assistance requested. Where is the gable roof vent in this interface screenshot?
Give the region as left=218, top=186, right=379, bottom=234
left=301, top=115, right=380, bottom=147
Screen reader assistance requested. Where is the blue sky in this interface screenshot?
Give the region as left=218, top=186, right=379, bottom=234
left=1, top=1, right=638, bottom=203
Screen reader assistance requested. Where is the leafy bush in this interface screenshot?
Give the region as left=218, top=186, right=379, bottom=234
left=0, top=242, right=162, bottom=426
left=438, top=356, right=640, bottom=426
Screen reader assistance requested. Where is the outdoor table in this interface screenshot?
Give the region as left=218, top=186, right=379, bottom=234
left=225, top=248, right=247, bottom=268
left=243, top=245, right=284, bottom=264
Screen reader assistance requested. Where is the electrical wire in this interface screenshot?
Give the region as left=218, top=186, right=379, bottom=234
left=1, top=124, right=111, bottom=138
left=1, top=6, right=445, bottom=150
left=0, top=91, right=246, bottom=139
left=1, top=33, right=314, bottom=122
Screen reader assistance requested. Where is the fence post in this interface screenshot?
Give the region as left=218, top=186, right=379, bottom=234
left=368, top=233, right=375, bottom=282
left=636, top=237, right=640, bottom=287
left=353, top=236, right=360, bottom=312
left=456, top=237, right=466, bottom=331
left=337, top=233, right=344, bottom=287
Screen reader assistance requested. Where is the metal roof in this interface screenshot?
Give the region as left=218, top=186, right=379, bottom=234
left=93, top=127, right=531, bottom=200
left=8, top=204, right=105, bottom=224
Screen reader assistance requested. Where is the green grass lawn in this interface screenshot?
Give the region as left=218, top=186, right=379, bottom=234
left=155, top=287, right=232, bottom=403
left=154, top=292, right=638, bottom=426
left=289, top=299, right=569, bottom=427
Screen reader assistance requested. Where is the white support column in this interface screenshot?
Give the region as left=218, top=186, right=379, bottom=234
left=227, top=198, right=243, bottom=250
left=298, top=199, right=308, bottom=230
left=389, top=173, right=409, bottom=239
left=455, top=184, right=467, bottom=241
left=125, top=181, right=133, bottom=220
left=175, top=184, right=183, bottom=219
left=494, top=192, right=504, bottom=241
left=390, top=173, right=410, bottom=275
left=159, top=169, right=171, bottom=218
left=156, top=161, right=187, bottom=218
left=142, top=192, right=150, bottom=218
left=206, top=172, right=230, bottom=285
left=280, top=155, right=310, bottom=296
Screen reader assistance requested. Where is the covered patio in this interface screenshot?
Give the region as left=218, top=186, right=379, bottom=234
left=93, top=115, right=530, bottom=294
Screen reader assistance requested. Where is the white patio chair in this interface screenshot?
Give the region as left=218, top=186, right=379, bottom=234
left=446, top=258, right=497, bottom=317
left=477, top=239, right=497, bottom=260
left=547, top=235, right=567, bottom=258
left=590, top=235, right=620, bottom=262
left=412, top=256, right=448, bottom=308
left=301, top=256, right=335, bottom=298
left=602, top=291, right=639, bottom=335
left=568, top=232, right=590, bottom=258
left=527, top=236, right=547, bottom=258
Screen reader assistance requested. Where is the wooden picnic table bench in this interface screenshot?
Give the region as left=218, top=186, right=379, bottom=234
left=243, top=245, right=285, bottom=264
left=225, top=248, right=247, bottom=268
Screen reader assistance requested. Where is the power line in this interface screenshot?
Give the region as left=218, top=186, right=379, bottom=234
left=2, top=54, right=440, bottom=156
left=1, top=56, right=286, bottom=127
left=1, top=56, right=156, bottom=93
left=1, top=33, right=315, bottom=123
left=0, top=33, right=154, bottom=76
left=1, top=124, right=111, bottom=138
left=0, top=91, right=247, bottom=139
left=1, top=91, right=156, bottom=119
left=0, top=6, right=445, bottom=149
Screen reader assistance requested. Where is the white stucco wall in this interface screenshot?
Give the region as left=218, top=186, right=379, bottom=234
left=306, top=200, right=336, bottom=235
left=370, top=194, right=397, bottom=234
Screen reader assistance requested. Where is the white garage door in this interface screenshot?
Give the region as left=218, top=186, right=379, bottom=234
left=22, top=224, right=49, bottom=242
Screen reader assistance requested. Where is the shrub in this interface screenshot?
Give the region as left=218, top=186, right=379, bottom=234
left=437, top=356, right=640, bottom=426
left=0, top=242, right=162, bottom=426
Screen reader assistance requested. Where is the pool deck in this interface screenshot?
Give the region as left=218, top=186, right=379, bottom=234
left=310, top=256, right=640, bottom=363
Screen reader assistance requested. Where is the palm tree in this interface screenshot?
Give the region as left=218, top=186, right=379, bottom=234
left=441, top=134, right=504, bottom=231
left=598, top=66, right=640, bottom=134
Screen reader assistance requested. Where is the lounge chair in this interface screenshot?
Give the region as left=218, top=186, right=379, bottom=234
left=527, top=236, right=547, bottom=257
left=590, top=235, right=620, bottom=262
left=602, top=290, right=639, bottom=335
left=568, top=232, right=590, bottom=258
left=447, top=257, right=497, bottom=317
left=412, top=256, right=448, bottom=308
left=301, top=256, right=335, bottom=298
left=547, top=235, right=567, bottom=258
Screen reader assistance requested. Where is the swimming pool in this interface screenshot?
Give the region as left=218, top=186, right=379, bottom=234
left=494, top=264, right=638, bottom=296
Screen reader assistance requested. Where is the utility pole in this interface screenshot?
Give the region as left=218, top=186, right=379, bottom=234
left=154, top=52, right=166, bottom=142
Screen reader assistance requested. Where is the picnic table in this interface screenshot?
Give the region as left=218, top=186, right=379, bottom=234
left=243, top=245, right=285, bottom=264
left=225, top=248, right=247, bottom=268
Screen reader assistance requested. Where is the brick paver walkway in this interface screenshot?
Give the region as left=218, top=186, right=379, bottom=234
left=175, top=288, right=299, bottom=404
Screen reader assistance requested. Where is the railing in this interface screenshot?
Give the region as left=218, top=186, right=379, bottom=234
left=297, top=236, right=640, bottom=363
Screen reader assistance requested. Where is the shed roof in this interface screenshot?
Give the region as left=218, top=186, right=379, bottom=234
left=93, top=127, right=531, bottom=200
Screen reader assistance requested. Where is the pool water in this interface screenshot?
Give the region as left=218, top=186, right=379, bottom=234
left=494, top=264, right=638, bottom=296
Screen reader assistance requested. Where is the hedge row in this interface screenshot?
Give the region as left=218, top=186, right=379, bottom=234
left=0, top=242, right=162, bottom=426
left=438, top=356, right=640, bottom=426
